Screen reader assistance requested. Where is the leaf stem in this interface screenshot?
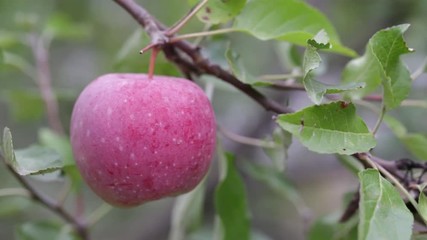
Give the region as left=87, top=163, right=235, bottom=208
left=170, top=28, right=236, bottom=42
left=401, top=99, right=427, bottom=108
left=218, top=126, right=277, bottom=149
left=372, top=99, right=386, bottom=135
left=372, top=89, right=387, bottom=136
left=192, top=23, right=212, bottom=46
left=411, top=57, right=427, bottom=81
left=87, top=203, right=113, bottom=227
left=0, top=188, right=30, bottom=197
left=258, top=73, right=302, bottom=81
left=167, top=0, right=210, bottom=36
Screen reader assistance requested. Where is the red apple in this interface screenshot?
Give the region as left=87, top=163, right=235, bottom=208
left=70, top=73, right=216, bottom=207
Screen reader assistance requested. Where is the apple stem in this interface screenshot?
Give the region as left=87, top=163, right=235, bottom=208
left=148, top=47, right=160, bottom=79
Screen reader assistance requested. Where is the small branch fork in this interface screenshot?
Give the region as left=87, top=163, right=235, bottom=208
left=113, top=0, right=426, bottom=226
left=0, top=153, right=88, bottom=239
left=113, top=0, right=292, bottom=114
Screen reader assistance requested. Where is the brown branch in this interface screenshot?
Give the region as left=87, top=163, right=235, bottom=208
left=29, top=34, right=65, bottom=135
left=0, top=154, right=88, bottom=239
left=113, top=0, right=293, bottom=114
left=113, top=0, right=167, bottom=47
left=112, top=2, right=427, bottom=225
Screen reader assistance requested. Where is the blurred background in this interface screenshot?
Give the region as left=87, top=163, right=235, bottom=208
left=1, top=0, right=426, bottom=239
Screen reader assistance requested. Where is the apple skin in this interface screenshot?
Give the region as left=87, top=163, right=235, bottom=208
left=70, top=74, right=216, bottom=207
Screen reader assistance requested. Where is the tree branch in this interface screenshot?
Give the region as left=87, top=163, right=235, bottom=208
left=112, top=1, right=427, bottom=225
left=28, top=34, right=65, bottom=135
left=0, top=154, right=88, bottom=239
left=113, top=0, right=293, bottom=114
left=113, top=0, right=167, bottom=47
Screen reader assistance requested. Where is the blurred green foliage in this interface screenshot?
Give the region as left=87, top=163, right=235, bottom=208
left=0, top=0, right=426, bottom=240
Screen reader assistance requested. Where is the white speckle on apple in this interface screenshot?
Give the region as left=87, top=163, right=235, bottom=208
left=70, top=74, right=216, bottom=207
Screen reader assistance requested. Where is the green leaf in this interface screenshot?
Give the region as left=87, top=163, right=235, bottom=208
left=39, top=126, right=82, bottom=187
left=302, top=35, right=365, bottom=104
left=276, top=102, right=376, bottom=154
left=225, top=47, right=257, bottom=85
left=2, top=51, right=36, bottom=78
left=384, top=115, right=427, bottom=160
left=45, top=13, right=91, bottom=40
left=15, top=221, right=76, bottom=240
left=342, top=50, right=382, bottom=99
left=400, top=134, right=427, bottom=160
left=336, top=155, right=364, bottom=176
left=358, top=169, right=413, bottom=240
left=169, top=181, right=205, bottom=240
left=0, top=197, right=30, bottom=217
left=275, top=42, right=302, bottom=68
left=383, top=115, right=407, bottom=138
left=215, top=153, right=250, bottom=240
left=38, top=128, right=74, bottom=166
left=342, top=25, right=413, bottom=109
left=6, top=90, right=44, bottom=122
left=190, top=0, right=246, bottom=24
left=14, top=145, right=63, bottom=176
left=373, top=25, right=413, bottom=109
left=418, top=190, right=427, bottom=223
left=14, top=13, right=39, bottom=31
left=262, top=127, right=292, bottom=172
left=307, top=29, right=331, bottom=50
left=233, top=0, right=356, bottom=56
left=2, top=127, right=16, bottom=166
left=413, top=235, right=427, bottom=240
left=308, top=214, right=358, bottom=240
left=244, top=162, right=309, bottom=219
left=0, top=30, right=21, bottom=49
left=114, top=29, right=145, bottom=65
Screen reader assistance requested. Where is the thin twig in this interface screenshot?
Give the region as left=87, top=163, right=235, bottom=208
left=28, top=34, right=65, bottom=135
left=401, top=99, right=427, bottom=108
left=87, top=203, right=113, bottom=227
left=114, top=0, right=293, bottom=114
left=218, top=126, right=277, bottom=149
left=166, top=0, right=210, bottom=36
left=114, top=0, right=168, bottom=54
left=0, top=188, right=30, bottom=197
left=0, top=154, right=88, bottom=239
left=170, top=28, right=236, bottom=42
left=411, top=57, right=427, bottom=81
left=258, top=73, right=302, bottom=81
left=359, top=153, right=419, bottom=213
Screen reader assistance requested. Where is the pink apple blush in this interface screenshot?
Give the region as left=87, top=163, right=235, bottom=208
left=70, top=74, right=216, bottom=207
